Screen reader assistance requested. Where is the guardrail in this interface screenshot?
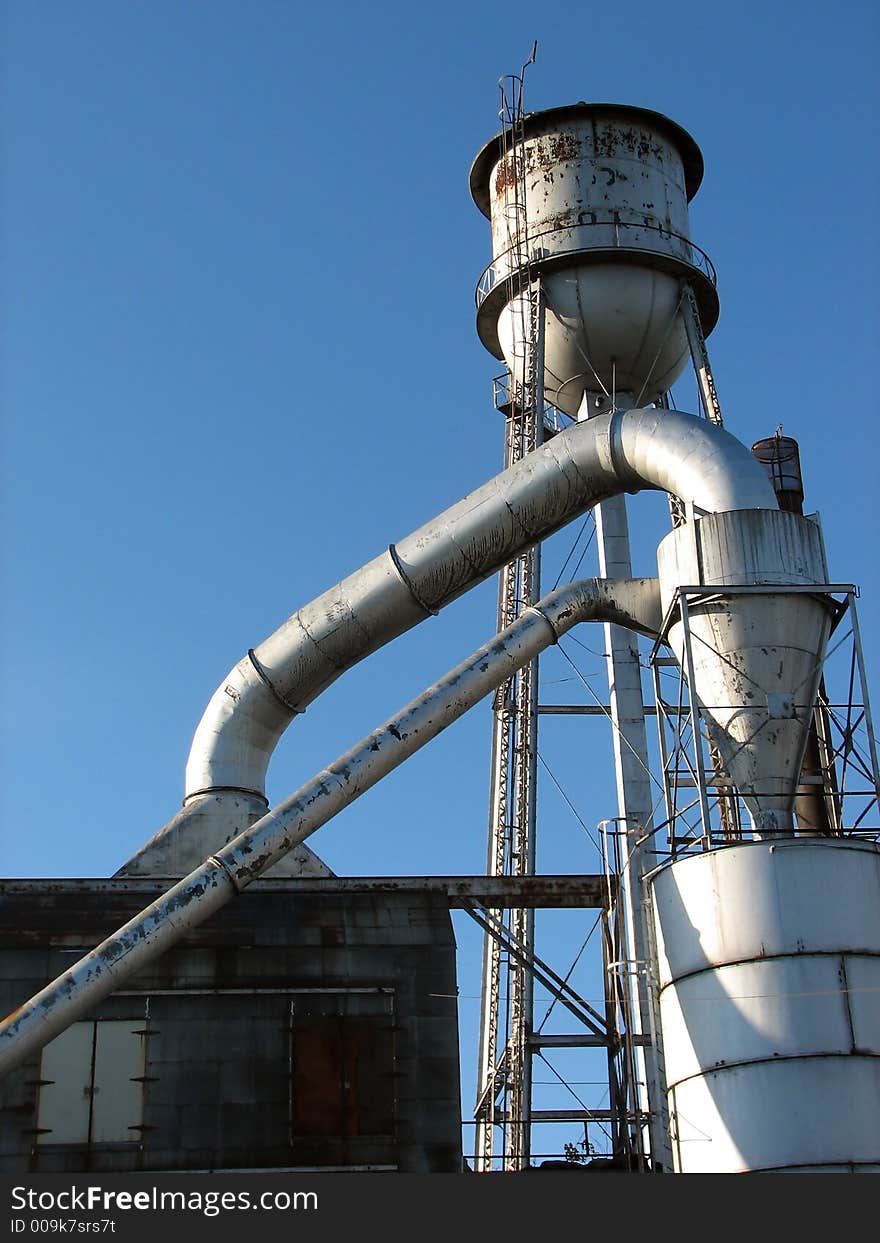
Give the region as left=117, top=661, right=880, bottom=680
left=475, top=219, right=717, bottom=308
left=491, top=373, right=574, bottom=434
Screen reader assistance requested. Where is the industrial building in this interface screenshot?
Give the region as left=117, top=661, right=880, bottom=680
left=1, top=84, right=878, bottom=1174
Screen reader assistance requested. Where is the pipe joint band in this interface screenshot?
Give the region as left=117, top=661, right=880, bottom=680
left=388, top=544, right=438, bottom=617
left=608, top=409, right=643, bottom=494
left=248, top=649, right=303, bottom=715
left=207, top=853, right=244, bottom=894
left=525, top=604, right=562, bottom=645
left=183, top=785, right=269, bottom=805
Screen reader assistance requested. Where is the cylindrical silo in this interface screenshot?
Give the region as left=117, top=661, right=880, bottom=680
left=650, top=838, right=880, bottom=1173
left=470, top=103, right=719, bottom=415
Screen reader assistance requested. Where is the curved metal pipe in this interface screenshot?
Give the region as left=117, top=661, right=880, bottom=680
left=121, top=407, right=773, bottom=874
left=193, top=408, right=768, bottom=797
left=1, top=578, right=661, bottom=1076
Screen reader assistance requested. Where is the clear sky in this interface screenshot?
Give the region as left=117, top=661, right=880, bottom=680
left=3, top=0, right=878, bottom=1155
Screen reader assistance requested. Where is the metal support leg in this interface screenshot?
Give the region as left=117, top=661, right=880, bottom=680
left=592, top=466, right=672, bottom=1168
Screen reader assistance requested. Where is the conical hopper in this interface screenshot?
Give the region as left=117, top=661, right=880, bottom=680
left=657, top=510, right=833, bottom=834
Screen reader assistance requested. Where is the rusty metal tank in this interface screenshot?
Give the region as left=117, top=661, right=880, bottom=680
left=470, top=103, right=719, bottom=415
left=752, top=432, right=806, bottom=514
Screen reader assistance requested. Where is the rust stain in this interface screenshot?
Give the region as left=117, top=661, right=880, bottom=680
left=546, top=132, right=580, bottom=165
left=592, top=124, right=664, bottom=164
left=595, top=125, right=618, bottom=158
left=494, top=154, right=520, bottom=197
left=2, top=1001, right=32, bottom=1026
left=494, top=131, right=581, bottom=199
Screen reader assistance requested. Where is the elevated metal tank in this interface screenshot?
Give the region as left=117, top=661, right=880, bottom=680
left=651, top=838, right=880, bottom=1173
left=470, top=103, right=719, bottom=415
left=752, top=431, right=806, bottom=514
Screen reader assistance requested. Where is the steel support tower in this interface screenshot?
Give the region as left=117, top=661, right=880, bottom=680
left=474, top=67, right=544, bottom=1172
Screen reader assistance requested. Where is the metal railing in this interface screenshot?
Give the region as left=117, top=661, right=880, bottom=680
left=491, top=372, right=574, bottom=435
left=475, top=219, right=717, bottom=309
left=647, top=584, right=880, bottom=862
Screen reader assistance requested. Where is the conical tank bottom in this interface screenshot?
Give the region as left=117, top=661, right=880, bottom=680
left=497, top=270, right=691, bottom=417
left=673, top=593, right=833, bottom=833
left=657, top=510, right=832, bottom=835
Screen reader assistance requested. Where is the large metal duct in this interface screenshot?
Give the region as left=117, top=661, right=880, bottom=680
left=121, top=406, right=775, bottom=877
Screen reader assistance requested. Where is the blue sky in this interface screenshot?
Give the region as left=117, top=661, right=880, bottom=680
left=3, top=1, right=878, bottom=1150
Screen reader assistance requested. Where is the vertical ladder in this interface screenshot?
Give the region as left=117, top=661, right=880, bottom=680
left=474, top=61, right=543, bottom=1172
left=680, top=282, right=724, bottom=427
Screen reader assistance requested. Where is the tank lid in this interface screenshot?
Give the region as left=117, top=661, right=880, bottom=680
left=469, top=102, right=705, bottom=218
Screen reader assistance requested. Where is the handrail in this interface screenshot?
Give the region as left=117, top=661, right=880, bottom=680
left=475, top=219, right=717, bottom=309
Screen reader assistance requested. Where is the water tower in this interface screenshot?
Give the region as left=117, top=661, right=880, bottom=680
left=470, top=100, right=718, bottom=415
